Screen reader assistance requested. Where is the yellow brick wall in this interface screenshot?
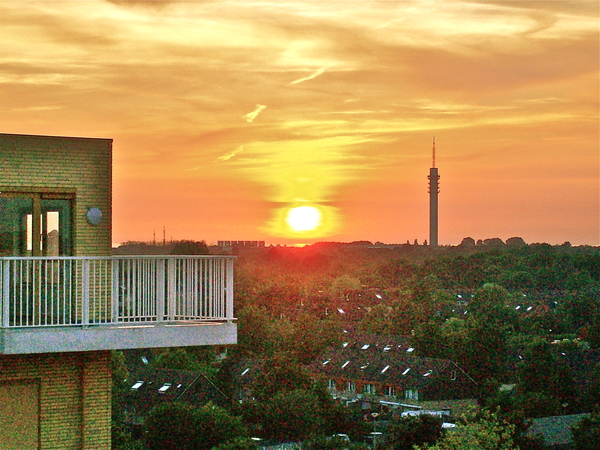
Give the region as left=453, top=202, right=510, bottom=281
left=82, top=352, right=112, bottom=450
left=0, top=134, right=113, bottom=448
left=0, top=133, right=112, bottom=256
left=0, top=352, right=112, bottom=450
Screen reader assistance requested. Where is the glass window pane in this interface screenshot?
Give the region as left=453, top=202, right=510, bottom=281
left=0, top=197, right=33, bottom=256
left=42, top=199, right=72, bottom=256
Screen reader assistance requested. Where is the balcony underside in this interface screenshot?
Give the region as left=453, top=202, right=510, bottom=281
left=0, top=321, right=237, bottom=354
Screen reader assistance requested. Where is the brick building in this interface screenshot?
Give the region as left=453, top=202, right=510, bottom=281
left=0, top=133, right=236, bottom=449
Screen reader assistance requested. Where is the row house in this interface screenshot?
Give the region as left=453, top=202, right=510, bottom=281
left=0, top=133, right=237, bottom=449
left=309, top=336, right=478, bottom=416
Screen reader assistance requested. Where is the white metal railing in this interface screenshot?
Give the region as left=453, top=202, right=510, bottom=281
left=0, top=256, right=235, bottom=328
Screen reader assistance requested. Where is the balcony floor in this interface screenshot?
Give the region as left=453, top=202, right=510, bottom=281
left=0, top=321, right=237, bottom=354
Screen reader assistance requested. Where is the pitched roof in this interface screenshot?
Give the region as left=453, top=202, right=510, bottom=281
left=309, top=338, right=470, bottom=388
left=528, top=413, right=589, bottom=448
left=125, top=368, right=228, bottom=420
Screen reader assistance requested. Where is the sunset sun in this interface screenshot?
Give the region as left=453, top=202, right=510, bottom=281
left=286, top=206, right=322, bottom=232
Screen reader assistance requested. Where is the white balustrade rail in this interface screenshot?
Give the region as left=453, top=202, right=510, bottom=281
left=0, top=256, right=235, bottom=328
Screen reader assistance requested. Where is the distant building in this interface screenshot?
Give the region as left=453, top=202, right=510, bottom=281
left=217, top=241, right=265, bottom=251
left=218, top=240, right=265, bottom=249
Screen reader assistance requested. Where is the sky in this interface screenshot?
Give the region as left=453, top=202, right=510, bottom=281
left=1, top=1, right=598, bottom=246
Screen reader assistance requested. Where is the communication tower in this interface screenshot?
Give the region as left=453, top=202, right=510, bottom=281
left=428, top=138, right=440, bottom=246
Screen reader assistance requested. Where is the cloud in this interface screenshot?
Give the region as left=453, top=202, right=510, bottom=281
left=217, top=146, right=244, bottom=162
left=290, top=67, right=327, bottom=85
left=245, top=104, right=267, bottom=123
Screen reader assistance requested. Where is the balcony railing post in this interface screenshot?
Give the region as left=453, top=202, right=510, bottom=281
left=156, top=259, right=165, bottom=322
left=167, top=259, right=176, bottom=321
left=2, top=261, right=10, bottom=327
left=226, top=258, right=234, bottom=321
left=111, top=259, right=119, bottom=323
left=81, top=259, right=90, bottom=326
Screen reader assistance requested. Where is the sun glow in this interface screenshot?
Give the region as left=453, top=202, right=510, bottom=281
left=286, top=206, right=322, bottom=232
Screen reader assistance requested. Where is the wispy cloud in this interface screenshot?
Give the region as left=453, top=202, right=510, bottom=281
left=217, top=146, right=244, bottom=162
left=290, top=67, right=327, bottom=85
left=245, top=104, right=266, bottom=123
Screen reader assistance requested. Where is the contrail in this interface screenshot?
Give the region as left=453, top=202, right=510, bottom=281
left=290, top=67, right=326, bottom=85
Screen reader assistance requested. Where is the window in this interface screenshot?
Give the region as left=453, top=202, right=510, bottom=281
left=383, top=386, right=396, bottom=397
left=346, top=381, right=356, bottom=392
left=328, top=379, right=336, bottom=390
left=405, top=389, right=419, bottom=400
left=158, top=383, right=171, bottom=393
left=0, top=192, right=73, bottom=256
left=363, top=384, right=376, bottom=395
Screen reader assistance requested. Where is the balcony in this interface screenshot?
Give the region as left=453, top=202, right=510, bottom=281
left=0, top=256, right=237, bottom=354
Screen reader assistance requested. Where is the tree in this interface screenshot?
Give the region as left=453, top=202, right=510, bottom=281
left=506, top=237, right=526, bottom=247
left=516, top=339, right=576, bottom=412
left=143, top=402, right=247, bottom=450
left=557, top=287, right=600, bottom=335
left=468, top=284, right=516, bottom=329
left=511, top=337, right=578, bottom=417
left=458, top=237, right=476, bottom=248
left=413, top=322, right=449, bottom=359
left=252, top=352, right=313, bottom=401
left=170, top=240, right=209, bottom=255
left=418, top=409, right=517, bottom=450
left=328, top=275, right=362, bottom=298
left=462, top=320, right=508, bottom=385
left=111, top=351, right=141, bottom=450
left=150, top=346, right=216, bottom=373
left=212, top=437, right=258, bottom=450
left=382, top=414, right=443, bottom=450
left=284, top=312, right=343, bottom=364
left=582, top=363, right=600, bottom=410
left=571, top=412, right=600, bottom=450
left=374, top=259, right=416, bottom=289
left=261, top=389, right=325, bottom=441
left=303, top=434, right=369, bottom=450
left=236, top=306, right=281, bottom=357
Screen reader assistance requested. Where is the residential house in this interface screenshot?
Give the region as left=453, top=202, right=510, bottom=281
left=0, top=133, right=236, bottom=449
left=124, top=368, right=228, bottom=429
left=309, top=335, right=478, bottom=417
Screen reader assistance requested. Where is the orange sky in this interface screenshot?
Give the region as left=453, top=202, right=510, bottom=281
left=1, top=1, right=598, bottom=246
